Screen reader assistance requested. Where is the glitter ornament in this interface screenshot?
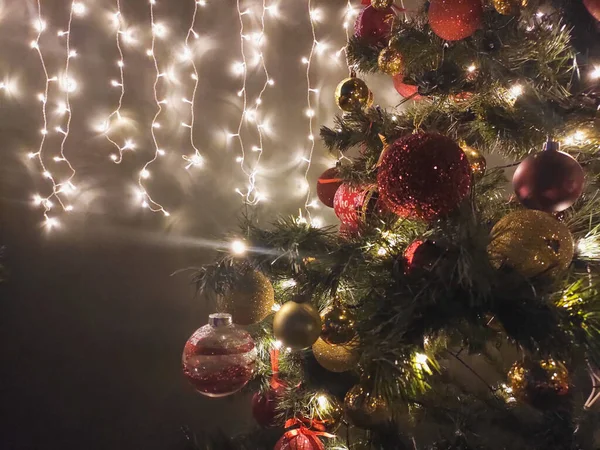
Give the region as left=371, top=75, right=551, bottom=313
left=513, top=140, right=584, bottom=213
left=274, top=301, right=322, bottom=350
left=344, top=384, right=391, bottom=428
left=313, top=338, right=359, bottom=373
left=334, top=184, right=388, bottom=232
left=393, top=74, right=422, bottom=100
left=584, top=0, right=600, bottom=21
left=508, top=360, right=570, bottom=410
left=377, top=133, right=472, bottom=221
left=316, top=168, right=343, bottom=208
left=222, top=269, right=274, bottom=325
left=460, top=143, right=486, bottom=181
left=378, top=47, right=404, bottom=75
left=335, top=77, right=373, bottom=112
left=321, top=305, right=355, bottom=345
left=354, top=5, right=396, bottom=46
left=274, top=433, right=320, bottom=450
left=493, top=0, right=528, bottom=15
left=428, top=0, right=483, bottom=41
left=487, top=209, right=574, bottom=279
left=182, top=313, right=257, bottom=397
left=371, top=0, right=394, bottom=10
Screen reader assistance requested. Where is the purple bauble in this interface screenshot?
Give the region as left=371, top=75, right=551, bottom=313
left=354, top=5, right=396, bottom=46
left=512, top=141, right=585, bottom=213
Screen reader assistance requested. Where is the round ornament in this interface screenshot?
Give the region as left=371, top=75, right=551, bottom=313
left=378, top=47, right=404, bottom=75
left=222, top=269, right=274, bottom=325
left=428, top=0, right=483, bottom=41
left=354, top=5, right=396, bottom=46
left=334, top=184, right=388, bottom=232
left=321, top=305, right=356, bottom=345
left=584, top=0, right=600, bottom=21
left=310, top=391, right=343, bottom=432
left=182, top=313, right=257, bottom=397
left=274, top=301, right=322, bottom=350
left=344, top=384, right=391, bottom=428
left=460, top=143, right=486, bottom=181
left=393, top=74, right=422, bottom=100
left=377, top=133, right=472, bottom=221
left=252, top=387, right=283, bottom=427
left=316, top=168, right=343, bottom=208
left=487, top=209, right=574, bottom=278
left=493, top=0, right=528, bottom=15
left=507, top=359, right=570, bottom=409
left=313, top=338, right=359, bottom=373
left=335, top=77, right=373, bottom=112
left=404, top=239, right=445, bottom=272
left=371, top=0, right=394, bottom=10
left=512, top=140, right=584, bottom=213
left=274, top=433, right=320, bottom=450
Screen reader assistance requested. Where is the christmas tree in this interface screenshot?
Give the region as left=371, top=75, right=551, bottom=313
left=182, top=1, right=600, bottom=448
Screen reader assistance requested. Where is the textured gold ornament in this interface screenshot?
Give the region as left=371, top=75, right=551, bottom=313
left=335, top=77, right=372, bottom=112
left=344, top=384, right=391, bottom=428
left=487, top=209, right=574, bottom=278
left=493, top=0, right=528, bottom=15
left=460, top=143, right=487, bottom=181
left=507, top=359, right=569, bottom=408
left=371, top=0, right=394, bottom=10
left=222, top=269, right=274, bottom=325
left=273, top=301, right=322, bottom=350
left=313, top=338, right=359, bottom=373
left=310, top=391, right=343, bottom=432
left=321, top=305, right=356, bottom=345
left=378, top=47, right=404, bottom=76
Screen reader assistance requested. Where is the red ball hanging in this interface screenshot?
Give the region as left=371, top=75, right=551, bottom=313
left=252, top=387, right=283, bottom=427
left=316, top=168, right=343, bottom=208
left=512, top=140, right=585, bottom=213
left=428, top=0, right=483, bottom=41
left=354, top=5, right=396, bottom=46
left=584, top=0, right=600, bottom=21
left=377, top=133, right=471, bottom=221
left=274, top=432, right=321, bottom=450
left=393, top=74, right=422, bottom=101
left=404, top=239, right=445, bottom=272
left=334, top=184, right=388, bottom=232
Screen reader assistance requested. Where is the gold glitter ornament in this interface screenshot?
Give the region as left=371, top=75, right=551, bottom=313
left=493, top=0, right=528, bottom=15
left=487, top=209, right=574, bottom=279
left=460, top=143, right=486, bottom=181
left=310, top=391, right=343, bottom=432
left=371, top=0, right=394, bottom=11
left=335, top=77, right=372, bottom=112
left=344, top=384, right=391, bottom=428
left=222, top=269, right=274, bottom=325
left=507, top=359, right=570, bottom=409
left=273, top=301, right=322, bottom=350
left=313, top=338, right=359, bottom=373
left=378, top=47, right=404, bottom=76
left=320, top=305, right=356, bottom=345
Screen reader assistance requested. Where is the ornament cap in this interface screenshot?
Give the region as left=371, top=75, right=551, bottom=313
left=209, top=313, right=233, bottom=327
left=543, top=139, right=560, bottom=152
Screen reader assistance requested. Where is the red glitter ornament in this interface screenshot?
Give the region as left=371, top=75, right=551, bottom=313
left=334, top=184, right=388, bottom=232
left=316, top=168, right=343, bottom=208
left=512, top=140, right=585, bottom=213
left=393, top=74, right=422, bottom=101
left=182, top=313, right=257, bottom=397
left=428, top=0, right=483, bottom=41
left=274, top=433, right=321, bottom=450
left=354, top=5, right=396, bottom=46
left=377, top=133, right=471, bottom=221
left=584, top=0, right=600, bottom=21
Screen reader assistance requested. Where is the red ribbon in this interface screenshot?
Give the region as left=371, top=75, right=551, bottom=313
left=270, top=348, right=285, bottom=390
left=281, top=418, right=335, bottom=450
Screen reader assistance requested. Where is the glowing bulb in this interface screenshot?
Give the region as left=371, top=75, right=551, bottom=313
left=591, top=66, right=600, bottom=80
left=415, top=352, right=428, bottom=366
left=68, top=50, right=77, bottom=58
left=231, top=61, right=245, bottom=75
left=309, top=8, right=322, bottom=22
left=311, top=217, right=323, bottom=228
left=301, top=57, right=309, bottom=64
left=65, top=205, right=74, bottom=212
left=230, top=239, right=247, bottom=256
left=509, top=84, right=523, bottom=97
left=152, top=23, right=167, bottom=38
left=110, top=154, right=118, bottom=161
left=467, top=64, right=477, bottom=73
left=305, top=109, right=315, bottom=118
left=45, top=217, right=59, bottom=228
left=72, top=2, right=86, bottom=16
left=33, top=19, right=46, bottom=32
left=267, top=79, right=274, bottom=86
left=317, top=395, right=329, bottom=409
left=273, top=339, right=282, bottom=348
left=117, top=60, right=124, bottom=68
left=140, top=169, right=150, bottom=179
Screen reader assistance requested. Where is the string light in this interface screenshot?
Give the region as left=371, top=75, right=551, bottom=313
left=230, top=239, right=247, bottom=255
left=591, top=65, right=600, bottom=80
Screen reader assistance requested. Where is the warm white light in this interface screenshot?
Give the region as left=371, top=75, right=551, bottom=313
left=33, top=19, right=47, bottom=32
left=591, top=66, right=600, bottom=80
left=273, top=339, right=283, bottom=348
left=317, top=395, right=329, bottom=409
left=509, top=84, right=523, bottom=97
left=68, top=50, right=77, bottom=58
left=311, top=217, right=323, bottom=228
left=231, top=61, right=245, bottom=76
left=305, top=108, right=315, bottom=118
left=72, top=2, right=86, bottom=16
left=301, top=56, right=309, bottom=64
left=309, top=8, right=323, bottom=22
left=140, top=169, right=150, bottom=179
left=152, top=23, right=167, bottom=38
left=230, top=239, right=247, bottom=256
left=467, top=64, right=476, bottom=73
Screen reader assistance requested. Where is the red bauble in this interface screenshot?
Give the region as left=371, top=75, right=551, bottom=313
left=274, top=432, right=320, bottom=450
left=316, top=168, right=343, bottom=208
left=512, top=141, right=585, bottom=213
left=584, top=0, right=600, bottom=21
left=377, top=133, right=471, bottom=221
left=428, top=0, right=483, bottom=41
left=393, top=74, right=422, bottom=101
left=334, top=184, right=387, bottom=232
left=354, top=5, right=396, bottom=46
left=252, top=388, right=282, bottom=427
left=404, top=239, right=445, bottom=271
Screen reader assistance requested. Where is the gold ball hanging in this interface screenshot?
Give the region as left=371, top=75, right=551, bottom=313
left=313, top=338, right=359, bottom=373
left=335, top=77, right=372, bottom=112
left=493, top=0, right=528, bottom=15
left=344, top=384, right=391, bottom=428
left=460, top=143, right=487, bottom=181
left=222, top=269, right=274, bottom=325
left=487, top=209, right=574, bottom=279
left=507, top=359, right=569, bottom=409
left=273, top=301, right=322, bottom=350
left=321, top=305, right=356, bottom=345
left=310, top=391, right=343, bottom=432
left=378, top=47, right=404, bottom=76
left=371, top=0, right=394, bottom=11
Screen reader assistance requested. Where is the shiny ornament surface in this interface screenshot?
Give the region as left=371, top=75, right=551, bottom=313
left=344, top=384, right=391, bottom=428
left=428, top=0, right=483, bottom=41
left=311, top=391, right=343, bottom=432
left=334, top=184, right=388, bottom=231
left=584, top=0, right=600, bottom=21
left=513, top=142, right=584, bottom=213
left=404, top=239, right=445, bottom=272
left=222, top=269, right=274, bottom=325
left=371, top=0, right=394, bottom=10
left=378, top=47, right=404, bottom=75
left=274, top=433, right=319, bottom=450
left=487, top=209, right=574, bottom=278
left=393, top=74, right=422, bottom=100
left=335, top=77, right=372, bottom=112
left=320, top=305, right=356, bottom=345
left=508, top=359, right=570, bottom=409
left=316, top=168, right=343, bottom=208
left=460, top=143, right=486, bottom=181
left=377, top=133, right=471, bottom=221
left=313, top=337, right=359, bottom=373
left=493, top=0, right=528, bottom=15
left=274, top=301, right=322, bottom=350
left=354, top=5, right=396, bottom=46
left=252, top=387, right=283, bottom=427
left=182, top=313, right=257, bottom=397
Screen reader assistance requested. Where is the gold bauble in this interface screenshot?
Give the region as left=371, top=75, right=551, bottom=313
left=378, top=47, right=404, bottom=76
left=507, top=359, right=569, bottom=409
left=344, top=384, right=391, bottom=428
left=313, top=338, right=359, bottom=373
left=310, top=391, right=343, bottom=432
left=321, top=305, right=356, bottom=345
left=335, top=77, right=372, bottom=112
left=487, top=209, right=574, bottom=279
left=371, top=0, right=394, bottom=10
left=222, top=269, right=274, bottom=325
left=493, top=0, right=528, bottom=15
left=273, top=301, right=321, bottom=350
left=460, top=143, right=487, bottom=181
